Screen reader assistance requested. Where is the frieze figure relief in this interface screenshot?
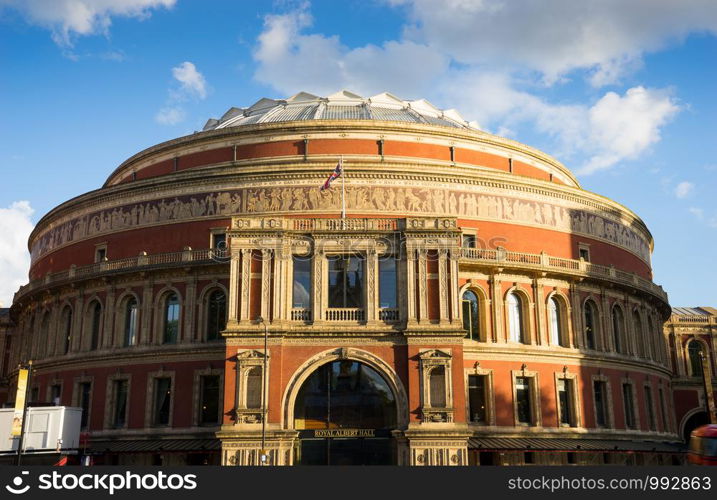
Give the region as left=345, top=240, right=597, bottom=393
left=31, top=184, right=650, bottom=264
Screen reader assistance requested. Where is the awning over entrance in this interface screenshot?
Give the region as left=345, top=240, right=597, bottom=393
left=468, top=437, right=685, bottom=453
left=89, top=439, right=221, bottom=453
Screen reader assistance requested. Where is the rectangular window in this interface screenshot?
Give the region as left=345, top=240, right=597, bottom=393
left=79, top=382, right=91, bottom=429
left=95, top=246, right=107, bottom=263
left=50, top=384, right=62, bottom=405
left=468, top=374, right=488, bottom=423
left=153, top=377, right=172, bottom=426
left=378, top=257, right=398, bottom=309
left=292, top=256, right=312, bottom=308
left=327, top=255, right=364, bottom=308
left=658, top=387, right=668, bottom=432
left=622, top=383, right=636, bottom=429
left=515, top=377, right=533, bottom=425
left=30, top=386, right=39, bottom=404
left=578, top=244, right=590, bottom=262
left=112, top=380, right=128, bottom=428
left=212, top=232, right=226, bottom=251
left=557, top=378, right=574, bottom=426
left=199, top=375, right=220, bottom=425
left=594, top=381, right=609, bottom=428
left=645, top=386, right=656, bottom=431
left=462, top=234, right=476, bottom=248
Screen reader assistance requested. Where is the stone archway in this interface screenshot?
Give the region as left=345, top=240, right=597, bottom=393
left=282, top=348, right=408, bottom=465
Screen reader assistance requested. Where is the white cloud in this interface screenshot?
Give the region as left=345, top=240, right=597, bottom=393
left=689, top=207, right=704, bottom=219
left=390, top=0, right=717, bottom=86
left=172, top=61, right=208, bottom=99
left=252, top=3, right=684, bottom=175
left=155, top=106, right=185, bottom=125
left=0, top=0, right=176, bottom=47
left=155, top=61, right=208, bottom=126
left=675, top=181, right=695, bottom=199
left=579, top=87, right=680, bottom=174
left=253, top=4, right=448, bottom=97
left=0, top=201, right=34, bottom=307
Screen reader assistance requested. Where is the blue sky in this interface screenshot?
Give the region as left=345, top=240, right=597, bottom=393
left=0, top=0, right=716, bottom=307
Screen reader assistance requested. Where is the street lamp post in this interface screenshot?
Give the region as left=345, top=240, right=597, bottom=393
left=257, top=316, right=269, bottom=465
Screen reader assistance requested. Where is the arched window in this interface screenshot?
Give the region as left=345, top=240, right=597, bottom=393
left=584, top=300, right=598, bottom=350
left=162, top=293, right=180, bottom=344
left=89, top=302, right=102, bottom=351
left=206, top=290, right=227, bottom=341
left=462, top=290, right=480, bottom=341
left=548, top=296, right=567, bottom=347
left=648, top=316, right=657, bottom=361
left=612, top=306, right=625, bottom=354
left=38, top=313, right=50, bottom=359
left=507, top=292, right=526, bottom=343
left=688, top=340, right=704, bottom=378
left=60, top=306, right=73, bottom=354
left=123, top=298, right=138, bottom=347
left=429, top=366, right=447, bottom=408
left=632, top=310, right=644, bottom=358
left=245, top=367, right=263, bottom=409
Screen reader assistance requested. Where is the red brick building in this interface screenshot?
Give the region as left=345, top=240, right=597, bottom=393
left=3, top=91, right=695, bottom=465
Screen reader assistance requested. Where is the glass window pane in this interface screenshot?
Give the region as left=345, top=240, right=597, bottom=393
left=594, top=381, right=607, bottom=427
left=328, top=255, right=364, bottom=308
left=468, top=374, right=487, bottom=423
left=91, top=303, right=102, bottom=350
left=558, top=379, right=571, bottom=425
left=688, top=341, right=704, bottom=377
left=584, top=302, right=596, bottom=350
left=378, top=257, right=397, bottom=309
left=79, top=382, right=91, bottom=429
left=549, top=297, right=560, bottom=345
left=206, top=290, right=226, bottom=341
left=429, top=367, right=446, bottom=408
left=246, top=367, right=263, bottom=409
left=508, top=293, right=524, bottom=343
left=113, top=380, right=128, bottom=428
left=154, top=378, right=172, bottom=425
left=200, top=375, right=220, bottom=424
left=515, top=377, right=532, bottom=424
left=163, top=294, right=179, bottom=344
left=124, top=299, right=138, bottom=347
left=292, top=256, right=312, bottom=308
left=462, top=291, right=479, bottom=340
left=294, top=361, right=397, bottom=430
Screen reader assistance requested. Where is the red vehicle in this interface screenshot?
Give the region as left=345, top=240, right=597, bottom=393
left=688, top=424, right=717, bottom=465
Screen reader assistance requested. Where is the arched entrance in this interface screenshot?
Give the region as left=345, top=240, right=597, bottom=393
left=293, top=360, right=397, bottom=465
left=682, top=410, right=710, bottom=443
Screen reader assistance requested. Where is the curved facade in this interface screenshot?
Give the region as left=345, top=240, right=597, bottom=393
left=7, top=90, right=680, bottom=465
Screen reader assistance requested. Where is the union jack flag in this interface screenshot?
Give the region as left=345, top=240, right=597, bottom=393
left=320, top=158, right=343, bottom=191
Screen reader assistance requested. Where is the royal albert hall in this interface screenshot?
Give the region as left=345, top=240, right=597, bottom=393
left=6, top=90, right=685, bottom=465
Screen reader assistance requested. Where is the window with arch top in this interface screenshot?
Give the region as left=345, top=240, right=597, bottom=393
left=688, top=340, right=704, bottom=378
left=61, top=306, right=73, bottom=354
left=206, top=289, right=227, bottom=341
left=123, top=298, right=138, bottom=347
left=507, top=292, right=526, bottom=344
left=462, top=290, right=480, bottom=341
left=548, top=296, right=568, bottom=347
left=612, top=306, right=626, bottom=354
left=89, top=301, right=102, bottom=351
left=584, top=300, right=598, bottom=350
left=162, top=293, right=180, bottom=344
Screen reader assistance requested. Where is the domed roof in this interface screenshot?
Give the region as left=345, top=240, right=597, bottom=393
left=203, top=90, right=480, bottom=131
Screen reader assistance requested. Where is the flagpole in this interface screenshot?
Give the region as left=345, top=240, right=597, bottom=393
left=340, top=155, right=346, bottom=220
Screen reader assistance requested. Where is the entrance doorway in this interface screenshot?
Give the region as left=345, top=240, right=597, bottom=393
left=293, top=360, right=397, bottom=465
